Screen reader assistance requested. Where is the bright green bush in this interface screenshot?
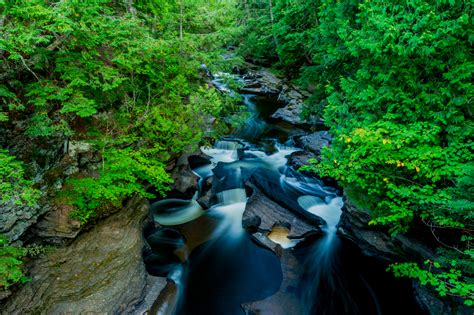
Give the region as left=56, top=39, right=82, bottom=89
left=0, top=149, right=40, bottom=207
left=0, top=235, right=29, bottom=289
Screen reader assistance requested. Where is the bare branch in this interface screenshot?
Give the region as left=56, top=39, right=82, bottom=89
left=19, top=55, right=40, bottom=81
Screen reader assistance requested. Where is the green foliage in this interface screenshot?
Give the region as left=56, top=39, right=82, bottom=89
left=24, top=243, right=54, bottom=258
left=300, top=0, right=473, bottom=234
left=241, top=0, right=473, bottom=305
left=64, top=147, right=172, bottom=223
left=0, top=235, right=29, bottom=289
left=2, top=0, right=242, bottom=224
left=236, top=0, right=277, bottom=63
left=390, top=260, right=474, bottom=306
left=0, top=149, right=40, bottom=207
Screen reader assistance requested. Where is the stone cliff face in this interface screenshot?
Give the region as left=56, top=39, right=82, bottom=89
left=339, top=197, right=471, bottom=315
left=0, top=139, right=100, bottom=244
left=1, top=197, right=151, bottom=314
left=0, top=122, right=199, bottom=312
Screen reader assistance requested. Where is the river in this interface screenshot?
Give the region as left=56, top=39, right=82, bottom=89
left=142, top=72, right=425, bottom=315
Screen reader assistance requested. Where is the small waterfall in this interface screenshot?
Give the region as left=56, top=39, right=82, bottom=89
left=216, top=188, right=247, bottom=205
left=200, top=140, right=243, bottom=165
left=209, top=187, right=248, bottom=239
left=297, top=194, right=349, bottom=314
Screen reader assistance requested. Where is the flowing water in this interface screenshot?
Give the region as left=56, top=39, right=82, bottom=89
left=143, top=73, right=424, bottom=315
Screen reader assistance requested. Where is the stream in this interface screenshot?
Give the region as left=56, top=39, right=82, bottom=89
left=142, top=73, right=425, bottom=315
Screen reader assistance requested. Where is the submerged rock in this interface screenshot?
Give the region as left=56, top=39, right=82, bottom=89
left=242, top=250, right=304, bottom=315
left=1, top=197, right=153, bottom=314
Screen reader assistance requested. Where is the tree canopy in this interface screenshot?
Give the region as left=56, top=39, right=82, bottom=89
left=238, top=0, right=473, bottom=305
left=0, top=0, right=240, bottom=288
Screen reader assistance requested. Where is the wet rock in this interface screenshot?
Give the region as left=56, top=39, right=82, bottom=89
left=267, top=224, right=301, bottom=249
left=338, top=196, right=433, bottom=262
left=294, top=131, right=332, bottom=155
left=170, top=154, right=200, bottom=198
left=197, top=177, right=213, bottom=209
left=124, top=275, right=168, bottom=315
left=287, top=150, right=317, bottom=171
left=339, top=195, right=472, bottom=315
left=173, top=215, right=220, bottom=257
left=1, top=197, right=152, bottom=314
left=149, top=280, right=180, bottom=315
left=243, top=184, right=321, bottom=240
left=242, top=215, right=261, bottom=233
left=242, top=250, right=304, bottom=315
left=250, top=168, right=325, bottom=226
left=271, top=100, right=306, bottom=125
left=187, top=154, right=211, bottom=171
left=250, top=232, right=280, bottom=253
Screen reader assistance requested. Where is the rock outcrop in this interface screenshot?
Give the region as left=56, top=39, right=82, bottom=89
left=243, top=184, right=321, bottom=240
left=238, top=68, right=322, bottom=126
left=241, top=184, right=322, bottom=314
left=1, top=197, right=154, bottom=314
left=339, top=196, right=435, bottom=262
left=294, top=131, right=332, bottom=155
left=339, top=195, right=472, bottom=315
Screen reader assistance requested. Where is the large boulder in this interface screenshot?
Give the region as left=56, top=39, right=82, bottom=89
left=1, top=197, right=154, bottom=314
left=294, top=131, right=332, bottom=155
left=243, top=184, right=321, bottom=240
left=287, top=150, right=317, bottom=172
left=271, top=100, right=306, bottom=125
left=242, top=185, right=319, bottom=315
left=170, top=155, right=199, bottom=198
left=239, top=69, right=283, bottom=95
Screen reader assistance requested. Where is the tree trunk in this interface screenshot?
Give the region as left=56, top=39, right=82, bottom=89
left=179, top=0, right=184, bottom=40
left=269, top=0, right=279, bottom=56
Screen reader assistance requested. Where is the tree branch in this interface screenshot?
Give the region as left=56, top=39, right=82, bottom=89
left=19, top=55, right=40, bottom=81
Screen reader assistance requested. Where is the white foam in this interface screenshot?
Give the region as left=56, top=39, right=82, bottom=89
left=298, top=195, right=343, bottom=231
left=152, top=199, right=204, bottom=226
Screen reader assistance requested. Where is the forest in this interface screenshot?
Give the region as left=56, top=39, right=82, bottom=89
left=1, top=0, right=473, bottom=314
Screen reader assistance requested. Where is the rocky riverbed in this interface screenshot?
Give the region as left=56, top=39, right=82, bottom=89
left=1, top=65, right=468, bottom=315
